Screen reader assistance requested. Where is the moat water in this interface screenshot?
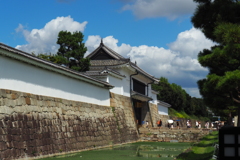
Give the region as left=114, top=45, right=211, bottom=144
left=38, top=142, right=191, bottom=160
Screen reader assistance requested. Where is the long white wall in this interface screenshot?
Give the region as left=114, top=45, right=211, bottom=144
left=0, top=56, right=110, bottom=106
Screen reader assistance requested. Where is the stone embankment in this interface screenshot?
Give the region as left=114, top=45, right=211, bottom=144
left=139, top=127, right=213, bottom=142
left=0, top=89, right=138, bottom=160
left=0, top=89, right=213, bottom=160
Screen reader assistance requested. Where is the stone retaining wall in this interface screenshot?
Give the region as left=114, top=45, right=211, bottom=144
left=139, top=127, right=212, bottom=142
left=0, top=89, right=138, bottom=160
left=149, top=103, right=159, bottom=127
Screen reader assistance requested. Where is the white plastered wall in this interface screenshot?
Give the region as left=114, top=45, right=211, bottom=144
left=158, top=105, right=169, bottom=115
left=0, top=56, right=110, bottom=106
left=115, top=68, right=131, bottom=97
left=150, top=91, right=158, bottom=104
left=108, top=76, right=123, bottom=95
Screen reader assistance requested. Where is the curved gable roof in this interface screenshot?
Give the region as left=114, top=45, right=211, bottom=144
left=86, top=40, right=125, bottom=60
left=87, top=41, right=159, bottom=83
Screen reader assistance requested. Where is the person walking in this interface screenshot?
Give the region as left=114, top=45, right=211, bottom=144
left=146, top=121, right=149, bottom=128
left=176, top=121, right=180, bottom=129
left=157, top=119, right=162, bottom=129
left=205, top=122, right=209, bottom=129
left=171, top=121, right=174, bottom=129
left=196, top=121, right=199, bottom=128
left=187, top=120, right=190, bottom=128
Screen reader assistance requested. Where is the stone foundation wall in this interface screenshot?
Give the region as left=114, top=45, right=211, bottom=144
left=0, top=89, right=138, bottom=160
left=139, top=127, right=211, bottom=142
left=110, top=93, right=137, bottom=133
left=149, top=103, right=159, bottom=127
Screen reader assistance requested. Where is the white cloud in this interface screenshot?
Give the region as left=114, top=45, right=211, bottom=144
left=183, top=88, right=201, bottom=98
left=121, top=0, right=197, bottom=19
left=15, top=16, right=87, bottom=54
left=168, top=27, right=215, bottom=58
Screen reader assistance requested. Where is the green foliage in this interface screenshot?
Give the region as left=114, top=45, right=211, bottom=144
left=197, top=23, right=240, bottom=120
left=111, top=106, right=115, bottom=112
left=192, top=0, right=240, bottom=124
left=191, top=0, right=240, bottom=42
left=37, top=53, right=66, bottom=65
left=176, top=131, right=218, bottom=160
left=152, top=77, right=209, bottom=118
left=38, top=31, right=90, bottom=72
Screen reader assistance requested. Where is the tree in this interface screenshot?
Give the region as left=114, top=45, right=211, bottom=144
left=152, top=77, right=208, bottom=117
left=197, top=23, right=240, bottom=125
left=56, top=31, right=90, bottom=71
left=192, top=0, right=240, bottom=125
left=38, top=31, right=90, bottom=72
left=37, top=53, right=65, bottom=64
left=192, top=0, right=240, bottom=42
left=152, top=77, right=172, bottom=102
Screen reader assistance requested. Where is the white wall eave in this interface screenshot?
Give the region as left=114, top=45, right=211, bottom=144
left=0, top=43, right=114, bottom=89
left=157, top=100, right=171, bottom=108
left=151, top=90, right=159, bottom=94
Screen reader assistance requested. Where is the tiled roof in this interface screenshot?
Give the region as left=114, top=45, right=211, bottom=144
left=82, top=71, right=108, bottom=76
left=102, top=67, right=125, bottom=77
left=90, top=59, right=129, bottom=66
left=0, top=43, right=113, bottom=88
left=129, top=62, right=159, bottom=82
left=90, top=59, right=158, bottom=82
left=86, top=41, right=125, bottom=60
left=131, top=90, right=153, bottom=102
left=157, top=100, right=171, bottom=107
left=83, top=67, right=125, bottom=78
left=87, top=41, right=159, bottom=82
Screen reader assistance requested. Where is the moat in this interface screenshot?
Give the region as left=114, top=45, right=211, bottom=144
left=38, top=142, right=191, bottom=160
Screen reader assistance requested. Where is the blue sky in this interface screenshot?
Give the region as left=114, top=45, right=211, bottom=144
left=0, top=0, right=215, bottom=98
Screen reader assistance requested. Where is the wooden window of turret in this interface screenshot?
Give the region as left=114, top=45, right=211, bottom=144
left=133, top=79, right=146, bottom=95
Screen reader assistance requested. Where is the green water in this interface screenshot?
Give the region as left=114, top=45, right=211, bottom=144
left=39, top=142, right=191, bottom=160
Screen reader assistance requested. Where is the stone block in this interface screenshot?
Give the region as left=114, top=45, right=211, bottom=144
left=0, top=141, right=7, bottom=151
left=1, top=148, right=11, bottom=158
left=0, top=90, right=7, bottom=98
left=6, top=141, right=14, bottom=148
left=25, top=97, right=31, bottom=105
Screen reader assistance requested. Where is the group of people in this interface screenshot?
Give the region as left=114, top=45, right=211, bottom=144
left=143, top=119, right=214, bottom=129
left=157, top=119, right=180, bottom=129
left=187, top=120, right=213, bottom=129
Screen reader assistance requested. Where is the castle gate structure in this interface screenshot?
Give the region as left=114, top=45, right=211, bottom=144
left=0, top=41, right=170, bottom=159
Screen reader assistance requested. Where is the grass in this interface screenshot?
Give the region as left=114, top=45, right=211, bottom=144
left=169, top=108, right=210, bottom=121
left=176, top=131, right=218, bottom=160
